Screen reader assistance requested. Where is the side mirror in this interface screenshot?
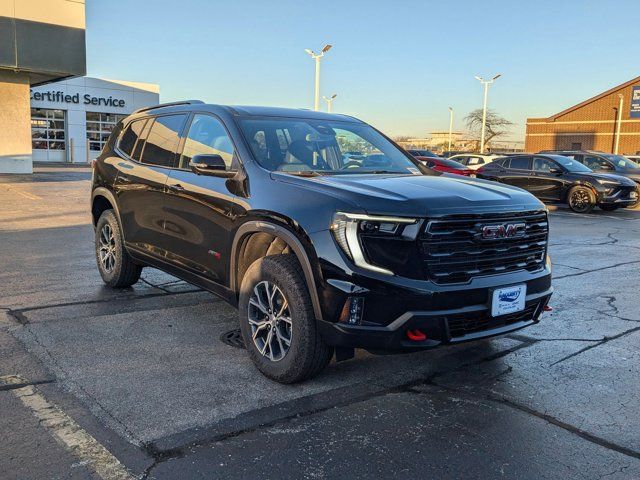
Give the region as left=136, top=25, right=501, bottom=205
left=189, top=154, right=233, bottom=177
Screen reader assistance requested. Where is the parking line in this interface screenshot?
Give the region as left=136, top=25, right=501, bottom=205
left=0, top=375, right=135, bottom=480
left=2, top=185, right=42, bottom=200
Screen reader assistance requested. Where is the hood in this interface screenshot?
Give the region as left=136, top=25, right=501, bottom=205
left=272, top=172, right=544, bottom=216
left=583, top=172, right=638, bottom=187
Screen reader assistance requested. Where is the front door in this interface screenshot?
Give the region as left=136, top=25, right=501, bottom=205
left=531, top=156, right=564, bottom=201
left=164, top=113, right=239, bottom=287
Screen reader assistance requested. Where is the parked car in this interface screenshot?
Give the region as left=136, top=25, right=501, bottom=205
left=406, top=149, right=439, bottom=159
left=625, top=155, right=640, bottom=163
left=91, top=101, right=552, bottom=383
left=417, top=156, right=473, bottom=176
left=476, top=153, right=638, bottom=213
left=540, top=150, right=640, bottom=207
left=448, top=153, right=503, bottom=171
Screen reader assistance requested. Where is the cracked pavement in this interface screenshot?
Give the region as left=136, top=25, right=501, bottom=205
left=1, top=166, right=639, bottom=479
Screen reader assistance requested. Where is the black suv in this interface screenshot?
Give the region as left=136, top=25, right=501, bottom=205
left=540, top=150, right=640, bottom=207
left=476, top=154, right=638, bottom=213
left=91, top=101, right=553, bottom=383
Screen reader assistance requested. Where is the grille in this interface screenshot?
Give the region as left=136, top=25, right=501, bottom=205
left=447, top=303, right=538, bottom=338
left=420, top=210, right=548, bottom=284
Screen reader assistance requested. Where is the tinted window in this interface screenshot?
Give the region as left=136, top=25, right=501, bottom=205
left=180, top=114, right=235, bottom=170
left=507, top=156, right=531, bottom=170
left=583, top=155, right=611, bottom=170
left=119, top=119, right=146, bottom=157
left=139, top=115, right=188, bottom=167
left=533, top=157, right=558, bottom=172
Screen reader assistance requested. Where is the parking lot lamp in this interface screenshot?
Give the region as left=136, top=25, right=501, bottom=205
left=323, top=94, right=337, bottom=113
left=614, top=94, right=623, bottom=154
left=305, top=44, right=332, bottom=111
left=448, top=107, right=454, bottom=152
left=475, top=74, right=501, bottom=153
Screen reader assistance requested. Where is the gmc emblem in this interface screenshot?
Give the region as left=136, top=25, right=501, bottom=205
left=478, top=222, right=526, bottom=240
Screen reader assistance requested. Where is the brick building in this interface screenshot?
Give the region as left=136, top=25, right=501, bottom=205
left=525, top=76, right=640, bottom=155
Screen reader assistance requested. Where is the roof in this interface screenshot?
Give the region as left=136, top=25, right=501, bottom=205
left=227, top=105, right=361, bottom=122
left=545, top=75, right=640, bottom=120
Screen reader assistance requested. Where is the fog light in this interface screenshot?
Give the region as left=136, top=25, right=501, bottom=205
left=339, top=297, right=364, bottom=325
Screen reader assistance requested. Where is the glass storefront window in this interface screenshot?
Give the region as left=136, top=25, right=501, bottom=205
left=30, top=109, right=66, bottom=151
left=86, top=112, right=127, bottom=151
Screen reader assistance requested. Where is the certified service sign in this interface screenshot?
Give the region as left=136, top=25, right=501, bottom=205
left=631, top=86, right=640, bottom=118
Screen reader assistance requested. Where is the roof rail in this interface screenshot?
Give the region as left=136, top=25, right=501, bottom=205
left=133, top=100, right=205, bottom=114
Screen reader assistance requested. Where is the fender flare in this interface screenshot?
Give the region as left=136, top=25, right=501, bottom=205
left=91, top=187, right=121, bottom=226
left=230, top=221, right=323, bottom=320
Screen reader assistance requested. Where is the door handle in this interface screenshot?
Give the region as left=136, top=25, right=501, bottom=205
left=167, top=183, right=185, bottom=192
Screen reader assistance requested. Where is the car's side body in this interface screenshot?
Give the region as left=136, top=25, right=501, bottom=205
left=476, top=153, right=638, bottom=209
left=448, top=154, right=502, bottom=171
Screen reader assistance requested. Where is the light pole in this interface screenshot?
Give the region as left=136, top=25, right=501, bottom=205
left=305, top=44, right=332, bottom=111
left=475, top=74, right=501, bottom=154
left=448, top=107, right=454, bottom=152
left=614, top=94, right=623, bottom=154
left=323, top=94, right=337, bottom=113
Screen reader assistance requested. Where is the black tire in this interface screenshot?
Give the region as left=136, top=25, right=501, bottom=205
left=599, top=205, right=619, bottom=212
left=238, top=254, right=333, bottom=383
left=95, top=209, right=142, bottom=287
left=567, top=186, right=595, bottom=213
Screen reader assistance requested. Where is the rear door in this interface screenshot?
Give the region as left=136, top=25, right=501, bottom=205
left=114, top=114, right=189, bottom=258
left=499, top=156, right=533, bottom=190
left=163, top=113, right=239, bottom=287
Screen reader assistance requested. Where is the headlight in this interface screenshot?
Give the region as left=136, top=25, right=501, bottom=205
left=597, top=179, right=621, bottom=186
left=330, top=212, right=417, bottom=275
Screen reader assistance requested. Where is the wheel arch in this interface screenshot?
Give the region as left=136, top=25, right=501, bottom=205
left=230, top=220, right=323, bottom=321
left=91, top=187, right=120, bottom=227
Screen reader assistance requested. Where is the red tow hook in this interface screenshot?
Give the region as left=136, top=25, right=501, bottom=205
left=406, top=329, right=427, bottom=341
left=543, top=305, right=553, bottom=312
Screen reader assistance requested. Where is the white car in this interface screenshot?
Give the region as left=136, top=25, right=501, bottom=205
left=448, top=153, right=503, bottom=171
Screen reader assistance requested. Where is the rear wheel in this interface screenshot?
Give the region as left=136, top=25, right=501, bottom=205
left=95, top=210, right=142, bottom=287
left=567, top=186, right=595, bottom=213
left=238, top=254, right=333, bottom=383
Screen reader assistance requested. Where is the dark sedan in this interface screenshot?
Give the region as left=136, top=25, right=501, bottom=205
left=476, top=154, right=638, bottom=213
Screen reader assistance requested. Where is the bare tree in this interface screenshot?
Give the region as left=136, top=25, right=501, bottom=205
left=465, top=109, right=513, bottom=152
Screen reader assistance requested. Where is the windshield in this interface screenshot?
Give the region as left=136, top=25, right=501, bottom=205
left=601, top=154, right=640, bottom=170
left=547, top=155, right=593, bottom=173
left=238, top=117, right=424, bottom=175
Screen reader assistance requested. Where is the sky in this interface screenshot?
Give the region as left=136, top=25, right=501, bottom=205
left=86, top=0, right=639, bottom=141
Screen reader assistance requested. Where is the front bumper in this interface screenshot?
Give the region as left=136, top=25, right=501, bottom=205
left=597, top=186, right=638, bottom=206
left=318, top=286, right=552, bottom=352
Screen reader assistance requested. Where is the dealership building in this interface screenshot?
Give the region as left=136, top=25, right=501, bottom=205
left=30, top=77, right=159, bottom=163
left=525, top=76, right=640, bottom=154
left=0, top=0, right=159, bottom=172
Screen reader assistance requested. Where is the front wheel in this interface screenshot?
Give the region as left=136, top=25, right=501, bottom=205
left=238, top=254, right=333, bottom=383
left=95, top=209, right=142, bottom=287
left=567, top=186, right=595, bottom=213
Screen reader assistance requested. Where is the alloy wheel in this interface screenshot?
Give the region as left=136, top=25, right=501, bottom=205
left=247, top=281, right=292, bottom=362
left=98, top=223, right=117, bottom=272
left=570, top=190, right=590, bottom=212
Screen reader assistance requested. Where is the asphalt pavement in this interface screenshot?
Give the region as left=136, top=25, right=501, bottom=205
left=1, top=166, right=639, bottom=479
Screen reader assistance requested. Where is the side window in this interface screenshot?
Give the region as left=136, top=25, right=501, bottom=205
left=179, top=114, right=235, bottom=170
left=508, top=156, right=532, bottom=170
left=140, top=114, right=188, bottom=167
left=118, top=119, right=146, bottom=157
left=533, top=157, right=557, bottom=172
left=455, top=156, right=468, bottom=165
left=583, top=156, right=611, bottom=171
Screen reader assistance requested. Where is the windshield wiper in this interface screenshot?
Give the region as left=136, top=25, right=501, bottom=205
left=285, top=170, right=323, bottom=177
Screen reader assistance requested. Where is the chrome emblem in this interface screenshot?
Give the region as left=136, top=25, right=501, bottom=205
left=479, top=222, right=526, bottom=240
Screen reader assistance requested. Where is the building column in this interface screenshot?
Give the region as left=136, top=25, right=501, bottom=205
left=0, top=71, right=33, bottom=173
